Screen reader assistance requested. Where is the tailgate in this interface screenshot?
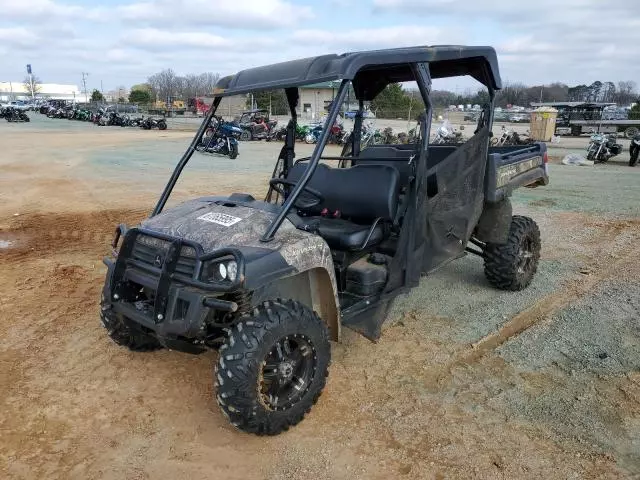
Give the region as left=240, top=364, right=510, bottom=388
left=485, top=143, right=549, bottom=203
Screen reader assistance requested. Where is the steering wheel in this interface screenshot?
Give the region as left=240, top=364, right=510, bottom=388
left=269, top=178, right=324, bottom=210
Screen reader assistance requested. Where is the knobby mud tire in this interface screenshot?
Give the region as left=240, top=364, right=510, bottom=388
left=215, top=299, right=330, bottom=436
left=100, top=309, right=163, bottom=352
left=483, top=215, right=541, bottom=291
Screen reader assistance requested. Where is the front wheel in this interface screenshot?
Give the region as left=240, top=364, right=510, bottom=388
left=100, top=308, right=163, bottom=351
left=215, top=299, right=330, bottom=435
left=629, top=144, right=639, bottom=167
left=228, top=143, right=239, bottom=159
left=240, top=129, right=252, bottom=141
left=483, top=215, right=541, bottom=291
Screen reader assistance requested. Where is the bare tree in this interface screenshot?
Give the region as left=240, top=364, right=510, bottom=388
left=199, top=72, right=220, bottom=96
left=496, top=81, right=528, bottom=107
left=147, top=69, right=221, bottom=101
left=601, top=81, right=616, bottom=103
left=148, top=69, right=181, bottom=103
left=23, top=75, right=42, bottom=98
left=181, top=72, right=221, bottom=99
left=615, top=81, right=637, bottom=105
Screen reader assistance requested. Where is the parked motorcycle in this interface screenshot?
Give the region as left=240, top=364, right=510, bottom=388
left=381, top=127, right=397, bottom=144
left=586, top=133, right=622, bottom=163
left=432, top=121, right=463, bottom=144
left=629, top=134, right=640, bottom=167
left=2, top=107, right=30, bottom=122
left=238, top=116, right=277, bottom=141
left=141, top=116, right=167, bottom=130
left=128, top=116, right=145, bottom=128
left=491, top=126, right=532, bottom=146
left=304, top=122, right=324, bottom=144
left=197, top=116, right=241, bottom=159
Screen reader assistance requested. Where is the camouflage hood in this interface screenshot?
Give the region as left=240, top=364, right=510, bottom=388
left=140, top=198, right=289, bottom=253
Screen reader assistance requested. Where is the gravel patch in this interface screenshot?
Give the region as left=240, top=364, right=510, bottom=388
left=495, top=280, right=640, bottom=473
left=390, top=257, right=571, bottom=343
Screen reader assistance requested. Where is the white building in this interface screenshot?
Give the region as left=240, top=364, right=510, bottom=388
left=0, top=82, right=82, bottom=102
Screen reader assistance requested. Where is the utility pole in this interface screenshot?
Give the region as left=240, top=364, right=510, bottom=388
left=82, top=72, right=89, bottom=103
left=26, top=64, right=35, bottom=102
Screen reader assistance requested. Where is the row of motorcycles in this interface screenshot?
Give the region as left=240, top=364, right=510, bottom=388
left=39, top=103, right=167, bottom=130
left=584, top=131, right=640, bottom=166
left=271, top=120, right=419, bottom=146
left=0, top=106, right=30, bottom=122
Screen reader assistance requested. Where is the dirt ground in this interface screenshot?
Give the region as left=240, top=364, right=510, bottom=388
left=1, top=115, right=639, bottom=479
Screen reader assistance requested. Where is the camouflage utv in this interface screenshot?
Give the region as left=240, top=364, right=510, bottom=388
left=100, top=45, right=548, bottom=435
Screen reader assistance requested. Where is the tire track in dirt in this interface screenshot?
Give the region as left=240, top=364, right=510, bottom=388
left=0, top=209, right=147, bottom=261
left=433, top=218, right=640, bottom=382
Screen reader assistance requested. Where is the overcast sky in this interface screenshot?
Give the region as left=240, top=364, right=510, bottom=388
left=1, top=0, right=638, bottom=92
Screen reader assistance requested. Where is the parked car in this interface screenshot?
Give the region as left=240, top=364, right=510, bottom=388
left=493, top=111, right=510, bottom=122
left=344, top=109, right=375, bottom=119
left=8, top=100, right=30, bottom=111
left=508, top=113, right=528, bottom=123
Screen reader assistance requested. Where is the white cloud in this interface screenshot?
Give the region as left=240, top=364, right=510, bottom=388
left=126, top=29, right=233, bottom=50
left=0, top=0, right=637, bottom=91
left=292, top=25, right=461, bottom=50
left=371, top=0, right=639, bottom=84
left=118, top=0, right=313, bottom=29
left=3, top=0, right=106, bottom=21
left=0, top=27, right=40, bottom=49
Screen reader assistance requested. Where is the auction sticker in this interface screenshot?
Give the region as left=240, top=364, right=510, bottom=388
left=197, top=212, right=242, bottom=227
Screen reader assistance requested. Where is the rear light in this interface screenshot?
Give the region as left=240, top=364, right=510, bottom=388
left=543, top=151, right=549, bottom=176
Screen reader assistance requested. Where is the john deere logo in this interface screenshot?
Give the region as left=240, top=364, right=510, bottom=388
left=154, top=255, right=163, bottom=267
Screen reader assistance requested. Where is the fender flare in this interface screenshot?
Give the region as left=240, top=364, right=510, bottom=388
left=251, top=267, right=340, bottom=341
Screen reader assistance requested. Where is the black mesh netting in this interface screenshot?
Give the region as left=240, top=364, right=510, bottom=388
left=385, top=126, right=490, bottom=293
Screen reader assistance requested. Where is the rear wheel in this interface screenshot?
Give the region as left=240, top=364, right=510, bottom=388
left=483, top=215, right=541, bottom=291
left=630, top=144, right=639, bottom=167
left=100, top=308, right=162, bottom=351
left=215, top=299, right=330, bottom=435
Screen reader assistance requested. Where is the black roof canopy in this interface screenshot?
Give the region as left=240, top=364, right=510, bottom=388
left=214, top=45, right=502, bottom=100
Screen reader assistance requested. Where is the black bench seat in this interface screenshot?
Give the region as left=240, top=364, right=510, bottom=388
left=286, top=162, right=400, bottom=251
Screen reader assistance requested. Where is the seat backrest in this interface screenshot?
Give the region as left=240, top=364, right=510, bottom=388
left=356, top=144, right=459, bottom=185
left=287, top=162, right=400, bottom=221
left=355, top=145, right=415, bottom=186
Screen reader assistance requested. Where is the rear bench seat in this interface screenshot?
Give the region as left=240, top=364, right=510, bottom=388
left=287, top=162, right=400, bottom=251
left=354, top=144, right=458, bottom=189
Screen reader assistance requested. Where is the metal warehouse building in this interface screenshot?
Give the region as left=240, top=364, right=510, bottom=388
left=0, top=82, right=82, bottom=102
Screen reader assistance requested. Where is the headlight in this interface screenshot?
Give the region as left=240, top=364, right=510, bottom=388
left=226, top=260, right=238, bottom=282
left=201, top=259, right=239, bottom=283
left=218, top=262, right=227, bottom=280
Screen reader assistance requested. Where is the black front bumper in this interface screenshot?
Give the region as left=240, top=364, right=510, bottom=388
left=102, top=227, right=243, bottom=351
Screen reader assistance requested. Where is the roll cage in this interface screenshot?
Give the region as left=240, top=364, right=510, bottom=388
left=152, top=45, right=502, bottom=242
